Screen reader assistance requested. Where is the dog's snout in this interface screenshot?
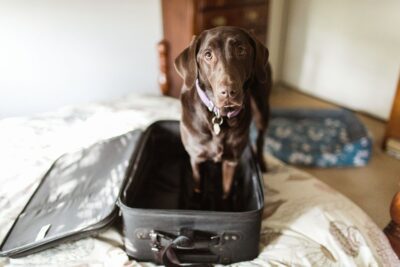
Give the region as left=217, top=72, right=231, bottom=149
left=218, top=87, right=237, bottom=98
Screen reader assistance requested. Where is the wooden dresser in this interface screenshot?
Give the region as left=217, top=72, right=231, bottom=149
left=158, top=0, right=270, bottom=97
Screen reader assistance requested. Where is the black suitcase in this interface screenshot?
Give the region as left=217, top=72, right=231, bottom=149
left=0, top=121, right=264, bottom=265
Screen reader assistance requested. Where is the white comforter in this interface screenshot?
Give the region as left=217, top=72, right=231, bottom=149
left=0, top=94, right=397, bottom=267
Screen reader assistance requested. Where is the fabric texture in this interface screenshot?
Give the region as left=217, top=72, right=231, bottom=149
left=0, top=94, right=397, bottom=267
left=259, top=109, right=372, bottom=167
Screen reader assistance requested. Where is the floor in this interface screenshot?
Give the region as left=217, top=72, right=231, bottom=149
left=270, top=84, right=400, bottom=228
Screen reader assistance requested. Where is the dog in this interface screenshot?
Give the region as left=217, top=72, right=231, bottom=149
left=174, top=26, right=271, bottom=199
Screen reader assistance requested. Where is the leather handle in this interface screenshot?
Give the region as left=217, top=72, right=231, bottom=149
left=150, top=229, right=218, bottom=266
left=161, top=236, right=212, bottom=267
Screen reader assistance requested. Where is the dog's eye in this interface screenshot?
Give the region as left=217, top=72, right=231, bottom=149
left=204, top=51, right=213, bottom=60
left=236, top=46, right=247, bottom=57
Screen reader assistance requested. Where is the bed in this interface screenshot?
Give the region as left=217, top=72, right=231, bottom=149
left=0, top=94, right=398, bottom=267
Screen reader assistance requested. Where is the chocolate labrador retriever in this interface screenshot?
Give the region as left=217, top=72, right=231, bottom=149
left=175, top=26, right=271, bottom=199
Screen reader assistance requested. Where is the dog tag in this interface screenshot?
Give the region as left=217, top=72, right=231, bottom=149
left=213, top=123, right=221, bottom=135
left=212, top=116, right=223, bottom=135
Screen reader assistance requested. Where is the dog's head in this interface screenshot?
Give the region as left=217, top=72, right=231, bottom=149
left=175, top=26, right=269, bottom=116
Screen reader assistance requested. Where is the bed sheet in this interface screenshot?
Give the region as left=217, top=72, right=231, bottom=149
left=0, top=94, right=397, bottom=267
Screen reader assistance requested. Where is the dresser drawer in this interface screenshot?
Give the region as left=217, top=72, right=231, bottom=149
left=198, top=4, right=267, bottom=42
left=198, top=0, right=266, bottom=11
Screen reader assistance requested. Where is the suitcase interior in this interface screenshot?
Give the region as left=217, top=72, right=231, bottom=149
left=119, top=121, right=264, bottom=264
left=123, top=121, right=262, bottom=212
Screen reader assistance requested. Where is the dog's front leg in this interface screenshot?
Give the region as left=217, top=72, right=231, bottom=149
left=222, top=160, right=237, bottom=199
left=190, top=158, right=202, bottom=193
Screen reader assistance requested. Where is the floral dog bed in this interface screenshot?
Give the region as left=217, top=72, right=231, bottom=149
left=261, top=109, right=372, bottom=167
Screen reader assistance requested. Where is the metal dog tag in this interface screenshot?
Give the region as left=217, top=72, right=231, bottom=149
left=212, top=116, right=223, bottom=135
left=213, top=123, right=221, bottom=135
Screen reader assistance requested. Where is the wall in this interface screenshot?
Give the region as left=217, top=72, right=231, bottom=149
left=281, top=0, right=400, bottom=119
left=0, top=0, right=162, bottom=118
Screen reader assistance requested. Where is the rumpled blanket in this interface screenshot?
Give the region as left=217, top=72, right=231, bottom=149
left=0, top=94, right=397, bottom=267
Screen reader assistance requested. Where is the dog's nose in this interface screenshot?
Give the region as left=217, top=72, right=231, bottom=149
left=219, top=87, right=237, bottom=98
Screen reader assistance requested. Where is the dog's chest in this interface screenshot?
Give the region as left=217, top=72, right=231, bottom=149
left=202, top=135, right=224, bottom=162
left=200, top=127, right=246, bottom=162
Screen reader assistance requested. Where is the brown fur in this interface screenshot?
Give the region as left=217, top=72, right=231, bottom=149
left=174, top=26, right=271, bottom=198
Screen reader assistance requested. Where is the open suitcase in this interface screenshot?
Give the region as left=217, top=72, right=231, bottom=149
left=0, top=121, right=264, bottom=265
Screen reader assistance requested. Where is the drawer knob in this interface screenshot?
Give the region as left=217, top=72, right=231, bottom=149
left=245, top=11, right=259, bottom=22
left=212, top=16, right=227, bottom=26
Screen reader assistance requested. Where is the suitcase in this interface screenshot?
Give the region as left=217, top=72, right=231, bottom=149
left=0, top=120, right=264, bottom=265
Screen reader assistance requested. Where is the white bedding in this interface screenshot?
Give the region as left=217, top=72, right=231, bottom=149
left=0, top=94, right=397, bottom=267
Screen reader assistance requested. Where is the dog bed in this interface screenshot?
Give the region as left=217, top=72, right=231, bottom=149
left=259, top=108, right=372, bottom=167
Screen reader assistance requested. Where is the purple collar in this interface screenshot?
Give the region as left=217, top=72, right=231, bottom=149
left=195, top=79, right=241, bottom=119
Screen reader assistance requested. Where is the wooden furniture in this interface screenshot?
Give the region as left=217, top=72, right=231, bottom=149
left=383, top=74, right=400, bottom=150
left=159, top=0, right=270, bottom=97
left=385, top=192, right=400, bottom=258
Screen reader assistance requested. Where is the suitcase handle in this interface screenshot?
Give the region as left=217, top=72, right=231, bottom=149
left=149, top=229, right=220, bottom=266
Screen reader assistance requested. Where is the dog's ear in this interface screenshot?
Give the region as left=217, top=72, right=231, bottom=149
left=174, top=35, right=199, bottom=88
left=247, top=32, right=270, bottom=84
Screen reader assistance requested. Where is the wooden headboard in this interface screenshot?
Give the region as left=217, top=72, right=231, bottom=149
left=385, top=192, right=400, bottom=258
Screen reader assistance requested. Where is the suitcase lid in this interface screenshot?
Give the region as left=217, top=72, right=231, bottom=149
left=0, top=129, right=143, bottom=258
